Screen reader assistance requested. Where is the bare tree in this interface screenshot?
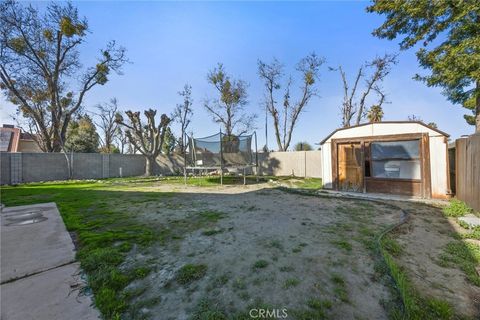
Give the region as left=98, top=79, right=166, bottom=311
left=204, top=63, right=256, bottom=136
left=407, top=114, right=422, bottom=121
left=95, top=98, right=120, bottom=153
left=171, top=84, right=193, bottom=153
left=115, top=109, right=170, bottom=176
left=331, top=54, right=397, bottom=128
left=116, top=126, right=129, bottom=154
left=258, top=53, right=324, bottom=151
left=0, top=1, right=127, bottom=152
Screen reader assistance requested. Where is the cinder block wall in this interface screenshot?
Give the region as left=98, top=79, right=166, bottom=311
left=1, top=152, right=11, bottom=185
left=109, top=154, right=146, bottom=178
left=258, top=151, right=322, bottom=178
left=0, top=150, right=323, bottom=185
left=0, top=153, right=146, bottom=185
left=22, top=153, right=69, bottom=182
left=72, top=153, right=103, bottom=179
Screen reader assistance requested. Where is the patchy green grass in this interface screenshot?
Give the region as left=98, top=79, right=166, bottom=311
left=253, top=260, right=269, bottom=269
left=198, top=210, right=225, bottom=221
left=191, top=298, right=286, bottom=320
left=443, top=199, right=473, bottom=217
left=279, top=265, right=295, bottom=272
left=462, top=227, right=480, bottom=240
left=175, top=264, right=208, bottom=285
left=457, top=219, right=472, bottom=230
left=290, top=298, right=332, bottom=319
left=133, top=175, right=322, bottom=188
left=265, top=239, right=284, bottom=250
left=307, top=298, right=332, bottom=311
left=330, top=240, right=353, bottom=252
left=164, top=210, right=227, bottom=241
left=289, top=178, right=323, bottom=190
left=202, top=228, right=224, bottom=236
left=381, top=235, right=403, bottom=257
left=283, top=278, right=300, bottom=289
left=258, top=176, right=323, bottom=189
left=379, top=229, right=455, bottom=320
left=190, top=299, right=228, bottom=320
left=438, top=241, right=480, bottom=286
left=232, top=278, right=247, bottom=291
left=331, top=274, right=349, bottom=303
left=1, top=181, right=163, bottom=319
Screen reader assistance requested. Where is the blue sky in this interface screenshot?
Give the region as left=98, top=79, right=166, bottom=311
left=0, top=1, right=473, bottom=149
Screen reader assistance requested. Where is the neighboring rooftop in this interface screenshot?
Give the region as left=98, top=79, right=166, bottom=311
left=0, top=124, right=42, bottom=152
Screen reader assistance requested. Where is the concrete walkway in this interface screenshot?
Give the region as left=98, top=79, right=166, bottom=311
left=317, top=189, right=449, bottom=206
left=1, top=203, right=99, bottom=320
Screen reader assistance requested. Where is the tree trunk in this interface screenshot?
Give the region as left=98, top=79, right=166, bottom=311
left=145, top=156, right=155, bottom=176
left=62, top=151, right=73, bottom=180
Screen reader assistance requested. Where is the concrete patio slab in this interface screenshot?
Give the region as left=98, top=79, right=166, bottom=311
left=317, top=189, right=449, bottom=206
left=0, top=202, right=99, bottom=319
left=1, top=203, right=76, bottom=283
left=459, top=214, right=480, bottom=228
left=1, top=262, right=100, bottom=320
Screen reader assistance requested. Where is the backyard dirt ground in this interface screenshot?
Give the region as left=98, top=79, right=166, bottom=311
left=108, top=181, right=420, bottom=319
left=3, top=178, right=479, bottom=319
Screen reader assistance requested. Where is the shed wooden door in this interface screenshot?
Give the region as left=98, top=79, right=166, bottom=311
left=338, top=143, right=363, bottom=192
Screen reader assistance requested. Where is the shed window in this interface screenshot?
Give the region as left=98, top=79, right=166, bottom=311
left=370, top=140, right=421, bottom=180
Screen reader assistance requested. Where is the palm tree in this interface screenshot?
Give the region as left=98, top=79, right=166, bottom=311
left=367, top=105, right=384, bottom=123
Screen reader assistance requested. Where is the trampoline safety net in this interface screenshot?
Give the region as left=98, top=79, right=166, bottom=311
left=186, top=132, right=256, bottom=168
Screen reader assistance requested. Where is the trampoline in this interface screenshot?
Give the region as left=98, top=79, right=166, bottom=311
left=183, top=131, right=258, bottom=185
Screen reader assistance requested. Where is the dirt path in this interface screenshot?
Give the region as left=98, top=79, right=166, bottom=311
left=390, top=201, right=480, bottom=318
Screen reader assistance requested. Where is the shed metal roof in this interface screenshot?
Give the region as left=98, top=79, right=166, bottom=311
left=319, top=121, right=449, bottom=145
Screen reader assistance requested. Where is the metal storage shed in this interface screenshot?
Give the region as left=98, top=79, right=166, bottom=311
left=320, top=121, right=450, bottom=199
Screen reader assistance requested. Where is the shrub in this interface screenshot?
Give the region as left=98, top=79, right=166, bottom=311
left=443, top=199, right=472, bottom=217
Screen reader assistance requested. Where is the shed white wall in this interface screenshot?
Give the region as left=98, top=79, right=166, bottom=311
left=429, top=136, right=449, bottom=198
left=320, top=123, right=449, bottom=197
left=321, top=143, right=333, bottom=188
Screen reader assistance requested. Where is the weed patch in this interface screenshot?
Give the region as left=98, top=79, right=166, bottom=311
left=381, top=235, right=403, bottom=256
left=253, top=260, right=269, bottom=269
left=380, top=228, right=455, bottom=319
left=331, top=274, right=349, bottom=302
left=438, top=241, right=480, bottom=286
left=330, top=240, right=352, bottom=252
left=443, top=199, right=472, bottom=217
left=175, top=264, right=208, bottom=285
left=202, top=228, right=224, bottom=236
left=283, top=278, right=300, bottom=289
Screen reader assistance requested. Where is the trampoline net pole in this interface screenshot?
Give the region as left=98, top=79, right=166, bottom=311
left=183, top=133, right=187, bottom=186
left=254, top=131, right=259, bottom=182
left=220, top=129, right=224, bottom=186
